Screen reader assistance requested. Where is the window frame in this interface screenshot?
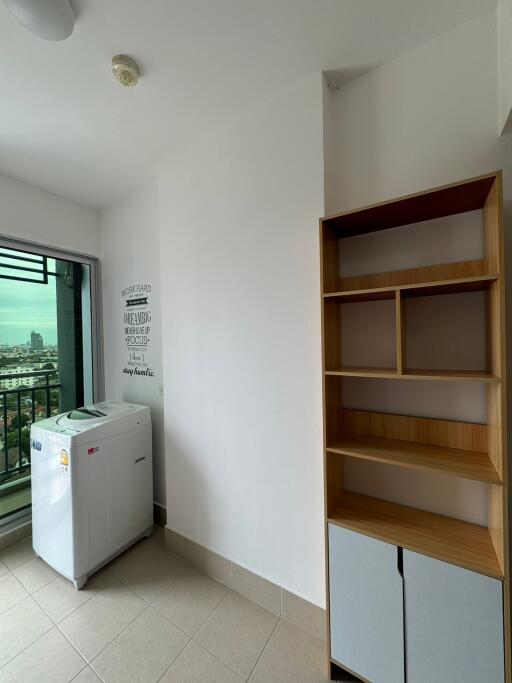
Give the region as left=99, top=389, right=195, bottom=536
left=0, top=235, right=104, bottom=405
left=0, top=234, right=104, bottom=527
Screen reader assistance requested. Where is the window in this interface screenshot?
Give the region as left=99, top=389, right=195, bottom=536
left=0, top=240, right=101, bottom=522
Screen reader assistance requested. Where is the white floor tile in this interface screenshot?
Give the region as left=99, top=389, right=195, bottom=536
left=108, top=540, right=188, bottom=602
left=59, top=578, right=146, bottom=661
left=152, top=568, right=227, bottom=635
left=11, top=557, right=59, bottom=593
left=161, top=640, right=243, bottom=683
left=195, top=591, right=278, bottom=679
left=0, top=596, right=53, bottom=668
left=0, top=572, right=29, bottom=615
left=249, top=619, right=328, bottom=683
left=0, top=627, right=86, bottom=682
left=91, top=606, right=189, bottom=683
left=70, top=666, right=102, bottom=682
left=33, top=568, right=111, bottom=623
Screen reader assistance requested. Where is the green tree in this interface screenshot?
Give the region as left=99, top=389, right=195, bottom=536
left=11, top=413, right=28, bottom=429
left=6, top=394, right=18, bottom=411
left=6, top=426, right=30, bottom=460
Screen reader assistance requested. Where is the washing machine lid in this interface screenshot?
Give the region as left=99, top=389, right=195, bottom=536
left=56, top=401, right=140, bottom=430
left=66, top=407, right=108, bottom=421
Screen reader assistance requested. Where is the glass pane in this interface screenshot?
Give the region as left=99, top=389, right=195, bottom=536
left=0, top=246, right=94, bottom=521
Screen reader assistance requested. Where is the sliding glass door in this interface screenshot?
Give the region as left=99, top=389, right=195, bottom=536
left=0, top=239, right=100, bottom=522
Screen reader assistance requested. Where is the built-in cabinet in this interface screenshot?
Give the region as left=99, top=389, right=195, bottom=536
left=320, top=172, right=509, bottom=682
left=403, top=547, right=504, bottom=682
left=329, top=525, right=404, bottom=683
left=329, top=524, right=504, bottom=683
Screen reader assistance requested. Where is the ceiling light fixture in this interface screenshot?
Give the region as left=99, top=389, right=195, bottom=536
left=2, top=0, right=74, bottom=41
left=112, top=55, right=139, bottom=87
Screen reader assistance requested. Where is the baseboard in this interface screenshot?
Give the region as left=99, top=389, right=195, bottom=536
left=164, top=526, right=326, bottom=643
left=153, top=503, right=167, bottom=526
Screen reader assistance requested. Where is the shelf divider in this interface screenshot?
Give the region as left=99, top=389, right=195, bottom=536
left=396, top=290, right=405, bottom=374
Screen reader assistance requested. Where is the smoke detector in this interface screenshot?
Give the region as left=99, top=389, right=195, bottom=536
left=112, top=55, right=139, bottom=87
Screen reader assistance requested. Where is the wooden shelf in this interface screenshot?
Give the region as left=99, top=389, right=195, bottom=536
left=402, top=369, right=499, bottom=382
left=328, top=491, right=503, bottom=579
left=324, top=288, right=396, bottom=303
left=321, top=173, right=497, bottom=238
left=326, top=433, right=501, bottom=484
left=325, top=367, right=499, bottom=382
left=325, top=367, right=398, bottom=379
left=324, top=273, right=499, bottom=302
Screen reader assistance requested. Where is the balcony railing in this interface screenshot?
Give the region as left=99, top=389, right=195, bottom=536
left=0, top=370, right=61, bottom=481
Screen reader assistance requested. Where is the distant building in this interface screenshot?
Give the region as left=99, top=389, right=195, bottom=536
left=30, top=331, right=43, bottom=351
left=0, top=365, right=39, bottom=389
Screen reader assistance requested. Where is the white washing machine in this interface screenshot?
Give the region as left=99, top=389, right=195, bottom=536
left=31, top=401, right=153, bottom=589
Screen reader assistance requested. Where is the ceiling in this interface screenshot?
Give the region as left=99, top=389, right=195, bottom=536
left=0, top=0, right=497, bottom=208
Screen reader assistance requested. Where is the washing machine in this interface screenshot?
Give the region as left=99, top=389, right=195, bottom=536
left=31, top=401, right=153, bottom=589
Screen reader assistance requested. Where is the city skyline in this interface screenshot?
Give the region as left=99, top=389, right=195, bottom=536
left=0, top=342, right=56, bottom=349
left=0, top=278, right=57, bottom=345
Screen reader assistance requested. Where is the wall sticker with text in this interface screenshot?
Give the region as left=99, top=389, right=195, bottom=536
left=121, top=283, right=155, bottom=379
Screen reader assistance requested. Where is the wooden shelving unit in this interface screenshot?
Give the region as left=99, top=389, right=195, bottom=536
left=320, top=172, right=509, bottom=681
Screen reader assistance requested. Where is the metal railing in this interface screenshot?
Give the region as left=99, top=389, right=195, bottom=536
left=0, top=370, right=61, bottom=480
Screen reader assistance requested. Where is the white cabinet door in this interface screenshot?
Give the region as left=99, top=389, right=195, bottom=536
left=328, top=524, right=405, bottom=683
left=404, top=550, right=504, bottom=683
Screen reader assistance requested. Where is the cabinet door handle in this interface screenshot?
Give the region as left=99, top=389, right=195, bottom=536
left=397, top=546, right=404, bottom=578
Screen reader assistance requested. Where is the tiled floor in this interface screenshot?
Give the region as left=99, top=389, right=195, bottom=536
left=0, top=528, right=351, bottom=682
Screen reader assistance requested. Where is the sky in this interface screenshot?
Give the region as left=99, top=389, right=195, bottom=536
left=0, top=254, right=57, bottom=346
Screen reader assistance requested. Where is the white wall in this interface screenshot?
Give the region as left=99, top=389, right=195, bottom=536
left=0, top=172, right=99, bottom=256
left=159, top=74, right=326, bottom=606
left=498, top=0, right=512, bottom=133
left=324, top=8, right=512, bottom=214
left=100, top=181, right=166, bottom=507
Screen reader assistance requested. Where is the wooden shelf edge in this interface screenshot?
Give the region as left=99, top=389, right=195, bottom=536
left=320, top=171, right=500, bottom=225
left=402, top=369, right=500, bottom=382
left=327, top=491, right=503, bottom=579
left=324, top=273, right=499, bottom=301
left=326, top=436, right=502, bottom=485
left=325, top=367, right=398, bottom=379
left=325, top=367, right=500, bottom=382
